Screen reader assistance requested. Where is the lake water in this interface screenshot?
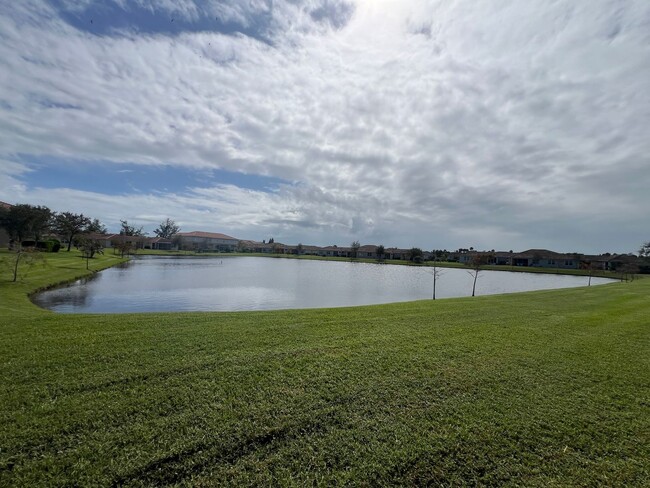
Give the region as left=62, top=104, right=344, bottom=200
left=32, top=256, right=614, bottom=313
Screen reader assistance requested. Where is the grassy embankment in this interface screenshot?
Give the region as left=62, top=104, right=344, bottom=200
left=0, top=249, right=648, bottom=486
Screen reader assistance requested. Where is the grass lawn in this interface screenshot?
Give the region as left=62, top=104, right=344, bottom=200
left=0, top=250, right=648, bottom=486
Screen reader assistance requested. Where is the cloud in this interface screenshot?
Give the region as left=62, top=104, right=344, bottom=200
left=0, top=0, right=648, bottom=252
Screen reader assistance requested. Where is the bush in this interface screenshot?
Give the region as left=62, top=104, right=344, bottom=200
left=23, top=239, right=61, bottom=252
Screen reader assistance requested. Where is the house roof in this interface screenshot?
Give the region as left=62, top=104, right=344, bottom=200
left=358, top=245, right=377, bottom=252
left=174, top=231, right=238, bottom=241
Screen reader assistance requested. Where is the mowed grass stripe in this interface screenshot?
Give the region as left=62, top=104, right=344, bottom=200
left=0, top=250, right=648, bottom=486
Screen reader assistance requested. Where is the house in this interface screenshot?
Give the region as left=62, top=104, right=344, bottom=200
left=150, top=237, right=173, bottom=250
left=173, top=231, right=239, bottom=252
left=517, top=249, right=581, bottom=269
left=605, top=254, right=640, bottom=272
left=384, top=248, right=409, bottom=260
left=317, top=246, right=351, bottom=258
left=357, top=245, right=378, bottom=259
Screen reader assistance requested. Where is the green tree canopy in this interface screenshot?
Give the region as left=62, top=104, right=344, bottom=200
left=53, top=212, right=91, bottom=251
left=85, top=218, right=107, bottom=234
left=154, top=218, right=180, bottom=239
left=0, top=204, right=52, bottom=244
left=119, top=220, right=145, bottom=237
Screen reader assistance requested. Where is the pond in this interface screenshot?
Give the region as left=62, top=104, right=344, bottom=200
left=32, top=256, right=615, bottom=313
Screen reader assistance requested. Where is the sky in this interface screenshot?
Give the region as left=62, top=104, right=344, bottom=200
left=1, top=0, right=649, bottom=253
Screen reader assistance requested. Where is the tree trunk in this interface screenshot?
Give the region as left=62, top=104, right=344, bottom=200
left=12, top=252, right=21, bottom=282
left=472, top=269, right=478, bottom=296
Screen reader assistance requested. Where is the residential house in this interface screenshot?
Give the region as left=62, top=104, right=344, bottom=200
left=357, top=245, right=378, bottom=259
left=174, top=231, right=239, bottom=252
left=384, top=248, right=409, bottom=260
left=605, top=254, right=640, bottom=272
left=150, top=237, right=173, bottom=250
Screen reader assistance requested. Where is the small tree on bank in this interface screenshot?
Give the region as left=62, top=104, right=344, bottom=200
left=376, top=245, right=385, bottom=262
left=7, top=248, right=46, bottom=282
left=409, top=248, right=423, bottom=263
left=431, top=258, right=444, bottom=300
left=350, top=241, right=360, bottom=259
left=113, top=239, right=134, bottom=258
left=466, top=253, right=491, bottom=297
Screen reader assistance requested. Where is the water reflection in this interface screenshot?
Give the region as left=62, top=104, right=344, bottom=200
left=32, top=256, right=615, bottom=313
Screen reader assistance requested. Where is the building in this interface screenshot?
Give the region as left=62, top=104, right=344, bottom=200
left=174, top=231, right=239, bottom=252
left=149, top=237, right=173, bottom=250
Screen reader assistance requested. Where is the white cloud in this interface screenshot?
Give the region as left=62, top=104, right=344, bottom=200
left=0, top=0, right=648, bottom=252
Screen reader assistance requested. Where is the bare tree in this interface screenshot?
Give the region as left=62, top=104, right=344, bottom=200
left=6, top=248, right=46, bottom=282
left=113, top=239, right=134, bottom=258
left=77, top=237, right=104, bottom=270
left=431, top=258, right=444, bottom=300
left=466, top=253, right=490, bottom=297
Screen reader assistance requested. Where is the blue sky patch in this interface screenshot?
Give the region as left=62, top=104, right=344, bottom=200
left=48, top=0, right=273, bottom=43
left=19, top=156, right=289, bottom=195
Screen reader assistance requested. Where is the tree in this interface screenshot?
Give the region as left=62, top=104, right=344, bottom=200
left=350, top=241, right=360, bottom=259
left=409, top=247, right=423, bottom=263
left=119, top=220, right=145, bottom=237
left=77, top=237, right=104, bottom=269
left=296, top=243, right=304, bottom=255
left=466, top=253, right=490, bottom=297
left=0, top=204, right=52, bottom=245
left=431, top=257, right=444, bottom=300
left=6, top=248, right=46, bottom=282
left=113, top=239, right=134, bottom=258
left=640, top=242, right=650, bottom=259
left=376, top=245, right=385, bottom=262
left=85, top=218, right=107, bottom=234
left=53, top=212, right=91, bottom=251
left=154, top=218, right=180, bottom=239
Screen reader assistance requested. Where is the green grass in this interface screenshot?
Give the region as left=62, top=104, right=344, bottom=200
left=0, top=250, right=648, bottom=486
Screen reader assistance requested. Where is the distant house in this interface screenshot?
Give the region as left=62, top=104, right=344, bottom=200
left=150, top=237, right=173, bottom=251
left=385, top=248, right=409, bottom=260
left=315, top=246, right=348, bottom=257
left=605, top=254, right=640, bottom=272
left=238, top=240, right=272, bottom=253
left=512, top=249, right=581, bottom=269
left=174, top=231, right=239, bottom=252
left=357, top=245, right=378, bottom=259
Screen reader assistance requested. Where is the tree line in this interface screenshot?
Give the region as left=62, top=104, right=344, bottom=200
left=0, top=204, right=181, bottom=251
